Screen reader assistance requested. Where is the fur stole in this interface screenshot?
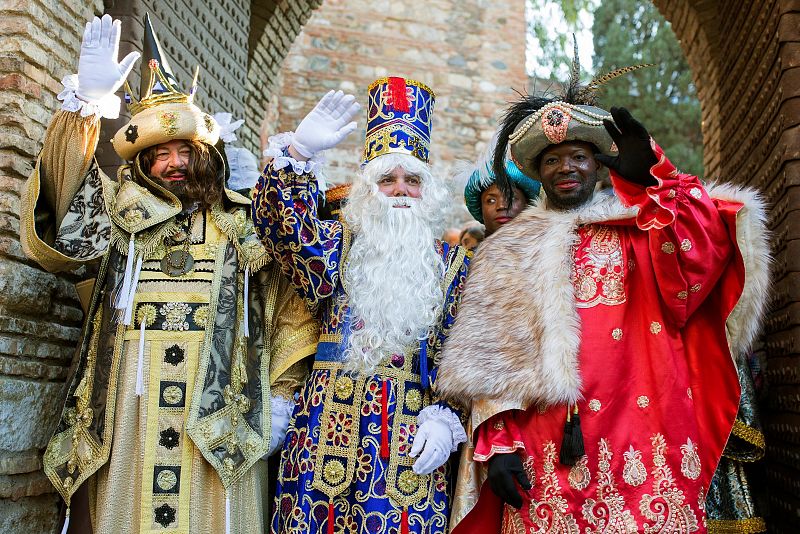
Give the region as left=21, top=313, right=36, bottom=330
left=437, top=186, right=770, bottom=410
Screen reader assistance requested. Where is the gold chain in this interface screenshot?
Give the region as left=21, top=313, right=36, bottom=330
left=165, top=211, right=196, bottom=269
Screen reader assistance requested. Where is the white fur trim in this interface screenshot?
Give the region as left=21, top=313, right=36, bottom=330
left=438, top=184, right=770, bottom=409
left=58, top=74, right=120, bottom=119
left=417, top=404, right=467, bottom=452
left=705, top=183, right=771, bottom=355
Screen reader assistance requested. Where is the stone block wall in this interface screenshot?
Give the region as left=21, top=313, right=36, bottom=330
left=0, top=2, right=103, bottom=531
left=264, top=0, right=528, bottom=225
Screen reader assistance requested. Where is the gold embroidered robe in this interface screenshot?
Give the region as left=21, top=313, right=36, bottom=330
left=20, top=111, right=319, bottom=533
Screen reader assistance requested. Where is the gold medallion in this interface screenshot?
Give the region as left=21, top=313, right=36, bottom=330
left=161, top=250, right=194, bottom=277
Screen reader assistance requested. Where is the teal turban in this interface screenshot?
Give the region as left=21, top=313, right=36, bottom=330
left=464, top=160, right=541, bottom=223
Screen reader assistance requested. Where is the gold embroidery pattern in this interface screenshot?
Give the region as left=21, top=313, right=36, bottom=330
left=689, top=188, right=702, bottom=200
left=573, top=226, right=626, bottom=309
left=588, top=399, right=601, bottom=412
left=523, top=456, right=536, bottom=487
left=637, top=396, right=650, bottom=409
left=528, top=441, right=579, bottom=533
left=690, top=284, right=701, bottom=293
left=568, top=456, right=591, bottom=490
left=677, top=291, right=688, bottom=300
left=158, top=111, right=179, bottom=136
left=622, top=445, right=647, bottom=487
left=162, top=385, right=183, bottom=405
left=137, top=304, right=157, bottom=327
left=660, top=242, right=675, bottom=254
left=192, top=305, right=209, bottom=328
left=639, top=434, right=699, bottom=533
left=679, top=438, right=701, bottom=480
left=649, top=322, right=662, bottom=335
left=680, top=239, right=692, bottom=252
left=160, top=302, right=192, bottom=331
left=582, top=439, right=638, bottom=532
left=156, top=469, right=178, bottom=491
left=405, top=389, right=422, bottom=412
left=502, top=504, right=527, bottom=534
left=612, top=328, right=623, bottom=341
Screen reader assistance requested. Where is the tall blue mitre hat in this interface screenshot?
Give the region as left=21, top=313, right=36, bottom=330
left=363, top=77, right=435, bottom=165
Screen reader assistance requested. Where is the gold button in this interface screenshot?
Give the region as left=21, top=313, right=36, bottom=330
left=612, top=328, right=623, bottom=340
left=650, top=321, right=662, bottom=334
left=661, top=242, right=675, bottom=254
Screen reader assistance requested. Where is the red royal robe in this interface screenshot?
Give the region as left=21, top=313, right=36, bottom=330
left=444, top=143, right=769, bottom=533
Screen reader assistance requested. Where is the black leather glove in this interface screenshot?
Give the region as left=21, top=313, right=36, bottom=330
left=487, top=453, right=532, bottom=509
left=594, top=107, right=658, bottom=186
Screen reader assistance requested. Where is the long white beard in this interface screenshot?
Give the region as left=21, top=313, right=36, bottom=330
left=342, top=194, right=446, bottom=373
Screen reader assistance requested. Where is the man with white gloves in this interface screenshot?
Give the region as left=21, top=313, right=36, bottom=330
left=252, top=78, right=470, bottom=533
left=20, top=14, right=318, bottom=533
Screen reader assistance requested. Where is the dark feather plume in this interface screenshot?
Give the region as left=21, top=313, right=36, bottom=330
left=493, top=91, right=553, bottom=203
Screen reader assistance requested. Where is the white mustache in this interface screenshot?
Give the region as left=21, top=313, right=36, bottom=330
left=390, top=197, right=416, bottom=208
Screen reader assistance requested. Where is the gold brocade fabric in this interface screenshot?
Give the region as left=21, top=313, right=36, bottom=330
left=85, top=216, right=267, bottom=534
left=87, top=309, right=268, bottom=534
left=27, top=110, right=319, bottom=532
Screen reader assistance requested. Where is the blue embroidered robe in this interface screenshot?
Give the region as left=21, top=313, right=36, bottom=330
left=252, top=163, right=469, bottom=534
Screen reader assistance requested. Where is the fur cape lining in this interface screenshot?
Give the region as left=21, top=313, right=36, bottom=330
left=437, top=186, right=770, bottom=410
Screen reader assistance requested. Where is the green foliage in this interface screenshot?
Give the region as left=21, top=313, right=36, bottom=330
left=527, top=0, right=595, bottom=79
left=527, top=0, right=703, bottom=175
left=592, top=0, right=703, bottom=175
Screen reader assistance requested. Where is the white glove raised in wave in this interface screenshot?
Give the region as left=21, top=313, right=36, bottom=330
left=290, top=90, right=360, bottom=158
left=76, top=14, right=140, bottom=103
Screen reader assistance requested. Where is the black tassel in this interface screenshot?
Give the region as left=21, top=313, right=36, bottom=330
left=559, top=410, right=585, bottom=466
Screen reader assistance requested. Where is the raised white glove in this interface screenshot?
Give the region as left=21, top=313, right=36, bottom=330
left=291, top=90, right=360, bottom=158
left=266, top=395, right=294, bottom=457
left=409, top=405, right=467, bottom=475
left=76, top=14, right=140, bottom=102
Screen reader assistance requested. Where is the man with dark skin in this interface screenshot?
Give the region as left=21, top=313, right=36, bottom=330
left=536, top=141, right=607, bottom=209
left=440, top=96, right=770, bottom=533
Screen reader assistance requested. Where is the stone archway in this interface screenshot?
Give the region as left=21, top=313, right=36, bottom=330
left=653, top=2, right=799, bottom=530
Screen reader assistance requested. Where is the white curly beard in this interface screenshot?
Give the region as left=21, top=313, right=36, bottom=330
left=341, top=155, right=449, bottom=373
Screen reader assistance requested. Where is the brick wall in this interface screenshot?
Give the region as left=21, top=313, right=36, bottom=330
left=0, top=2, right=104, bottom=531
left=653, top=1, right=800, bottom=530
left=263, top=0, right=528, bottom=225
